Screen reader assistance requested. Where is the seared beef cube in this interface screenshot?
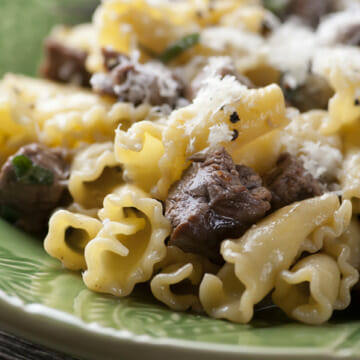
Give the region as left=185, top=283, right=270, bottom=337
left=264, top=0, right=335, bottom=28
left=91, top=48, right=184, bottom=107
left=0, top=143, right=70, bottom=233
left=264, top=152, right=322, bottom=211
left=286, top=0, right=335, bottom=28
left=40, top=39, right=91, bottom=87
left=281, top=74, right=334, bottom=112
left=165, top=147, right=271, bottom=264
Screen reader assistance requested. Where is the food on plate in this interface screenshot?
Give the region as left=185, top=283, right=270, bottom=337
left=1, top=0, right=360, bottom=325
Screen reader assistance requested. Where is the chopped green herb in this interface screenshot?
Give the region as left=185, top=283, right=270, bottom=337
left=28, top=166, right=54, bottom=185
left=12, top=155, right=54, bottom=186
left=12, top=154, right=32, bottom=179
left=0, top=204, right=19, bottom=223
left=158, top=33, right=200, bottom=63
left=263, top=0, right=289, bottom=18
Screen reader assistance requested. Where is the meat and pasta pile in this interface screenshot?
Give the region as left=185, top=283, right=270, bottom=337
left=2, top=0, right=360, bottom=325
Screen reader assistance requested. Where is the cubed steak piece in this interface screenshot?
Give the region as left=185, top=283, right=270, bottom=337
left=91, top=48, right=184, bottom=107
left=264, top=152, right=323, bottom=211
left=264, top=0, right=335, bottom=28
left=286, top=0, right=335, bottom=28
left=165, top=147, right=271, bottom=264
left=40, top=39, right=91, bottom=87
left=0, top=143, right=70, bottom=233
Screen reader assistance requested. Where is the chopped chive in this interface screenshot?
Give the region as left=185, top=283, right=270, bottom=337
left=158, top=33, right=200, bottom=63
left=12, top=154, right=54, bottom=186
left=12, top=155, right=32, bottom=179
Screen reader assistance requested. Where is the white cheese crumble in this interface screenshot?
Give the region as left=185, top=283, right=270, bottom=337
left=266, top=22, right=318, bottom=85
left=208, top=123, right=233, bottom=146
left=317, top=10, right=360, bottom=45
left=200, top=26, right=264, bottom=54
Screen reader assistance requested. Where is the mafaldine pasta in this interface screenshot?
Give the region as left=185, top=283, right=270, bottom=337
left=2, top=0, right=360, bottom=325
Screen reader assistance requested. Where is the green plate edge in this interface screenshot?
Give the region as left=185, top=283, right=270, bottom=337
left=1, top=218, right=360, bottom=360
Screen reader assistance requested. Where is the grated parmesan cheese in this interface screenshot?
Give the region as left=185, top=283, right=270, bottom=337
left=181, top=75, right=247, bottom=139
left=317, top=10, right=360, bottom=45
left=281, top=112, right=343, bottom=183
left=208, top=123, right=233, bottom=146
left=266, top=22, right=318, bottom=85
left=91, top=50, right=181, bottom=106
left=312, top=46, right=360, bottom=86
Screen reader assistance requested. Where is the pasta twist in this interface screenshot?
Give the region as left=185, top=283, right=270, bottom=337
left=199, top=194, right=351, bottom=323
left=83, top=184, right=171, bottom=296
left=69, top=142, right=123, bottom=209
left=44, top=210, right=102, bottom=271
left=151, top=246, right=218, bottom=312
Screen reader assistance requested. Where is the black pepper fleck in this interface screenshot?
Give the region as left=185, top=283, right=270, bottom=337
left=355, top=98, right=360, bottom=106
left=230, top=111, right=240, bottom=124
left=232, top=129, right=239, bottom=141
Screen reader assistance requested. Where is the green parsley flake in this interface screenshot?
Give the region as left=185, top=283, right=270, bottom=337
left=158, top=33, right=200, bottom=63
left=12, top=154, right=54, bottom=186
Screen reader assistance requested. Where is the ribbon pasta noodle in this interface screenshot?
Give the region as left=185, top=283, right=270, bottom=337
left=69, top=142, right=122, bottom=209
left=151, top=245, right=218, bottom=312
left=199, top=195, right=351, bottom=324
left=83, top=184, right=171, bottom=296
left=44, top=210, right=102, bottom=271
left=273, top=254, right=341, bottom=325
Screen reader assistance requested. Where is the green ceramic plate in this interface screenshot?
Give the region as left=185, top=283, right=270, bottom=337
left=2, top=1, right=360, bottom=359
left=2, top=220, right=360, bottom=360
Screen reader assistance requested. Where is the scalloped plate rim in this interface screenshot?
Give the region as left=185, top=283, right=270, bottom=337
left=0, top=289, right=357, bottom=360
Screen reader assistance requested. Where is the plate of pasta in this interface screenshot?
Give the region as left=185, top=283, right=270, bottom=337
left=2, top=0, right=360, bottom=359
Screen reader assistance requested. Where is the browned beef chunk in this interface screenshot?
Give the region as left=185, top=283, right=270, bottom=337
left=91, top=48, right=184, bottom=107
left=185, top=62, right=254, bottom=101
left=264, top=0, right=335, bottom=28
left=0, top=143, right=70, bottom=234
left=40, top=39, right=91, bottom=87
left=286, top=0, right=335, bottom=28
left=264, top=152, right=322, bottom=211
left=281, top=74, right=334, bottom=112
left=335, top=23, right=360, bottom=46
left=165, top=147, right=271, bottom=264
